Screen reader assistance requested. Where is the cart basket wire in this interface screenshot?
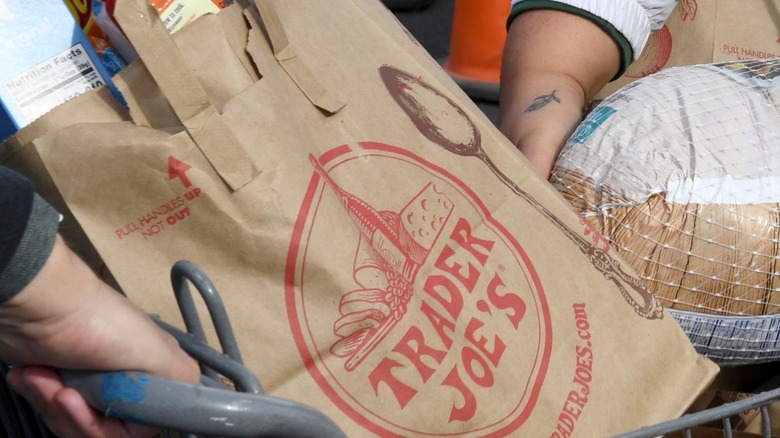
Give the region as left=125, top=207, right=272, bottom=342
left=2, top=260, right=780, bottom=437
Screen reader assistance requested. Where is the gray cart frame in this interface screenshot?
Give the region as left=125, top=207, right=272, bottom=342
left=2, top=261, right=779, bottom=437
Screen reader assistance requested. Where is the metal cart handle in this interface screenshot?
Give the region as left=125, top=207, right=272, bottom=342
left=59, top=369, right=345, bottom=438
left=59, top=260, right=346, bottom=438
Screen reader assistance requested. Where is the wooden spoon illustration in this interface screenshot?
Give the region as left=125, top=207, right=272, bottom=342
left=379, top=65, right=664, bottom=320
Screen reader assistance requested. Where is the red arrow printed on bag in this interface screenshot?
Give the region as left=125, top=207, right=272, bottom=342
left=168, top=156, right=193, bottom=188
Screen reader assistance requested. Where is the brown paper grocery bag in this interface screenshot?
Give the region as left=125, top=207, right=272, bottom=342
left=1, top=0, right=717, bottom=436
left=598, top=0, right=780, bottom=98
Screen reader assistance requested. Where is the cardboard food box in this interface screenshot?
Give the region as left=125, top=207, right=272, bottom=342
left=64, top=0, right=235, bottom=72
left=149, top=0, right=228, bottom=33
left=0, top=0, right=119, bottom=142
left=64, top=0, right=131, bottom=76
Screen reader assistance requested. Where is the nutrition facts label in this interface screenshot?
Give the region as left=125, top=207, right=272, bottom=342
left=4, top=43, right=106, bottom=124
left=670, top=308, right=780, bottom=364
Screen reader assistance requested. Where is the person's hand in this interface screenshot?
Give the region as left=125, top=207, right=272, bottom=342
left=499, top=9, right=621, bottom=177
left=0, top=235, right=200, bottom=438
left=6, top=366, right=167, bottom=438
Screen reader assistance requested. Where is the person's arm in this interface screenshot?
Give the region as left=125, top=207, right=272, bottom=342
left=0, top=167, right=199, bottom=438
left=499, top=8, right=621, bottom=177
left=499, top=0, right=678, bottom=177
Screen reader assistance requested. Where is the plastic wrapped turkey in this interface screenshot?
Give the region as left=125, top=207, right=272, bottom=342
left=551, top=58, right=780, bottom=365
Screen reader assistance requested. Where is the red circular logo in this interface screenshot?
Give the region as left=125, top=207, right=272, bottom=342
left=625, top=26, right=673, bottom=79
left=286, top=143, right=552, bottom=436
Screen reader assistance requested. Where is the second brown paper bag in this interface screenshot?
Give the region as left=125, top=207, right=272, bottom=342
left=598, top=0, right=780, bottom=99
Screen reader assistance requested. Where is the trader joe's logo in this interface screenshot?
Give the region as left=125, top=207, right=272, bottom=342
left=286, top=144, right=552, bottom=436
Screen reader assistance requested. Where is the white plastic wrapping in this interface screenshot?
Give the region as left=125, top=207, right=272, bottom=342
left=552, top=58, right=780, bottom=364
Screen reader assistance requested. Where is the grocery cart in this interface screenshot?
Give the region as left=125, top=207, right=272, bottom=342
left=0, top=261, right=345, bottom=438
left=2, top=260, right=780, bottom=438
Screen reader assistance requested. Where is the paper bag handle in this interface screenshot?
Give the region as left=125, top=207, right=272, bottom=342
left=113, top=0, right=258, bottom=191
left=248, top=0, right=346, bottom=114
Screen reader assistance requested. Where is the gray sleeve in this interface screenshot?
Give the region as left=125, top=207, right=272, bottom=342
left=0, top=193, right=60, bottom=303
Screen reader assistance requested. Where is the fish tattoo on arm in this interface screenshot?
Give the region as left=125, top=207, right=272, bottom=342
left=525, top=90, right=560, bottom=112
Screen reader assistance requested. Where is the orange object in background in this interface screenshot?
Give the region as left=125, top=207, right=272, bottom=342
left=441, top=0, right=511, bottom=102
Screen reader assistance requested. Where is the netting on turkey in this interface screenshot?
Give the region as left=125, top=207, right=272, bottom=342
left=550, top=58, right=780, bottom=365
